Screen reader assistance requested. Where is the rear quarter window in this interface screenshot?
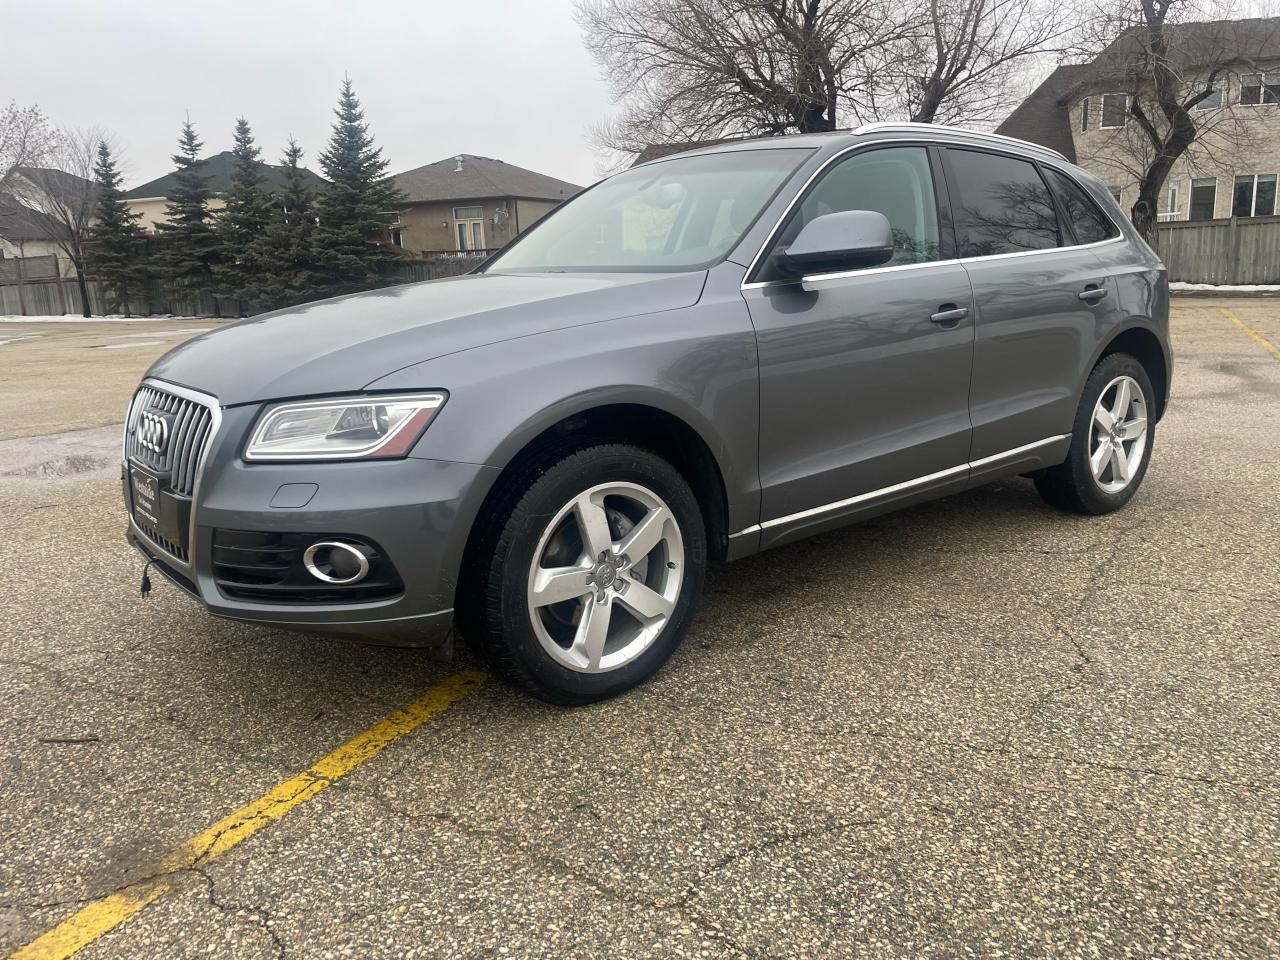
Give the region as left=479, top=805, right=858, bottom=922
left=1042, top=167, right=1121, bottom=245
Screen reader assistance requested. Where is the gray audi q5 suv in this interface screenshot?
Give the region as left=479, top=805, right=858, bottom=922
left=123, top=123, right=1170, bottom=704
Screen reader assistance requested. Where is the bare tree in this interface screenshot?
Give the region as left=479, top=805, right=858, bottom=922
left=0, top=101, right=55, bottom=193
left=575, top=0, right=908, bottom=159
left=11, top=128, right=104, bottom=315
left=1067, top=0, right=1280, bottom=241
left=870, top=0, right=1070, bottom=124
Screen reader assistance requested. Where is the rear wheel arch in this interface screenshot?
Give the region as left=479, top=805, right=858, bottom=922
left=1092, top=324, right=1169, bottom=421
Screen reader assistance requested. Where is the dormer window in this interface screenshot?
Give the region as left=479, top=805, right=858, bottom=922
left=1100, top=93, right=1128, bottom=128
left=1240, top=73, right=1280, bottom=105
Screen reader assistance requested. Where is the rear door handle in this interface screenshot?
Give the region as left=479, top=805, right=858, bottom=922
left=930, top=305, right=969, bottom=325
left=1079, top=284, right=1108, bottom=303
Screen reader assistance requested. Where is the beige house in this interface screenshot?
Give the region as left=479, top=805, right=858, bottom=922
left=998, top=17, right=1280, bottom=222
left=124, top=151, right=326, bottom=230
left=387, top=154, right=580, bottom=255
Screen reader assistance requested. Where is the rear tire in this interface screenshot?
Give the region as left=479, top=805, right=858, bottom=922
left=459, top=443, right=706, bottom=705
left=1035, top=352, right=1155, bottom=515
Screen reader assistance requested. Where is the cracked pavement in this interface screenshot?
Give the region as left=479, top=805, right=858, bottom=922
left=1, top=305, right=1278, bottom=958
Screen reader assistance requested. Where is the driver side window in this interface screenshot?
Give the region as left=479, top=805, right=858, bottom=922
left=762, top=146, right=943, bottom=281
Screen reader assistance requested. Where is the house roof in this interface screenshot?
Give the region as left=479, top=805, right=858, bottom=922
left=125, top=151, right=328, bottom=199
left=13, top=166, right=97, bottom=205
left=1094, top=16, right=1280, bottom=74
left=995, top=64, right=1091, bottom=161
left=389, top=154, right=580, bottom=204
left=0, top=195, right=71, bottom=242
left=997, top=17, right=1280, bottom=157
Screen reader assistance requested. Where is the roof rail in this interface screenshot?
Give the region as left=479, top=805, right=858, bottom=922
left=850, top=122, right=1069, bottom=163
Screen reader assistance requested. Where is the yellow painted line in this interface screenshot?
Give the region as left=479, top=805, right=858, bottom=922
left=1221, top=307, right=1280, bottom=362
left=10, top=670, right=487, bottom=960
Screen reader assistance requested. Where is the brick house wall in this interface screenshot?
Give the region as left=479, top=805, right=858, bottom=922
left=1068, top=64, right=1280, bottom=221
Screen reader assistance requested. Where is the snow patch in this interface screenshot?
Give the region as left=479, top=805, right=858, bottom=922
left=0, top=321, right=212, bottom=330
left=1170, top=282, right=1280, bottom=293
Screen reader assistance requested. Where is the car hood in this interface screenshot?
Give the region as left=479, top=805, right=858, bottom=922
left=146, top=270, right=707, bottom=405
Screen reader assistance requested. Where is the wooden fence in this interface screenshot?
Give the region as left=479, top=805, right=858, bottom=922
left=0, top=252, right=487, bottom=317
left=0, top=254, right=59, bottom=282
left=1155, top=215, right=1280, bottom=285
left=10, top=225, right=1276, bottom=313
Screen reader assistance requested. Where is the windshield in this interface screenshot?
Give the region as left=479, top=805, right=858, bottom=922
left=485, top=149, right=809, bottom=273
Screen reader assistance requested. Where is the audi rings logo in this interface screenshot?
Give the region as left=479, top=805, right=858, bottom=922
left=138, top=410, right=171, bottom=454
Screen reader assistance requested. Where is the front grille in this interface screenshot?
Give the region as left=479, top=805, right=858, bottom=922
left=129, top=531, right=199, bottom=597
left=133, top=515, right=187, bottom=563
left=212, top=530, right=404, bottom=604
left=125, top=384, right=215, bottom=496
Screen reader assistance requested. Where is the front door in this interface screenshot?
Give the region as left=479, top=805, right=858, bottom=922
left=741, top=145, right=975, bottom=548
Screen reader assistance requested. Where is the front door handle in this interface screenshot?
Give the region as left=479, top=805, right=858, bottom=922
left=930, top=305, right=969, bottom=326
left=1079, top=284, right=1108, bottom=303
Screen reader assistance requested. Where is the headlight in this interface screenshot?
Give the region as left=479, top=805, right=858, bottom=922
left=244, top=393, right=446, bottom=461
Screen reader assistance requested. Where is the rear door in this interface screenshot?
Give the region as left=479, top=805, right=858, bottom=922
left=941, top=147, right=1122, bottom=471
left=741, top=144, right=976, bottom=546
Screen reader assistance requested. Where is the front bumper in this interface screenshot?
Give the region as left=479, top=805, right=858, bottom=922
left=124, top=397, right=499, bottom=648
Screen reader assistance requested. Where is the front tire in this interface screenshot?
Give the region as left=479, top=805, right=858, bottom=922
left=460, top=444, right=706, bottom=705
left=1035, top=352, right=1155, bottom=515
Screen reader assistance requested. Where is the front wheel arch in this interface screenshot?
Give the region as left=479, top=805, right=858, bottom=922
left=457, top=403, right=731, bottom=614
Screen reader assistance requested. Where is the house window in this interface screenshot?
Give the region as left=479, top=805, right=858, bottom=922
left=1165, top=184, right=1179, bottom=215
left=1100, top=93, right=1128, bottom=128
left=1192, top=86, right=1222, bottom=110
left=1232, top=174, right=1278, bottom=217
left=1080, top=97, right=1090, bottom=132
left=1240, top=73, right=1280, bottom=105
left=1107, top=185, right=1123, bottom=205
left=1189, top=179, right=1217, bottom=220
left=452, top=205, right=486, bottom=251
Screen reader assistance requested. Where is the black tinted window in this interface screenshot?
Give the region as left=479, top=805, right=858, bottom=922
left=765, top=146, right=941, bottom=278
left=1043, top=167, right=1119, bottom=244
left=948, top=149, right=1060, bottom=257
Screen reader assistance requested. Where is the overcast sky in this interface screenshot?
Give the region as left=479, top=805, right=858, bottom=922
left=2, top=0, right=614, bottom=190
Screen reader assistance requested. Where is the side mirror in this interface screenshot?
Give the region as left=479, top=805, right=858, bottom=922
left=776, top=210, right=895, bottom=279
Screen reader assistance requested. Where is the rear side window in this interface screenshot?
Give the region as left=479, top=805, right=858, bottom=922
left=1042, top=167, right=1120, bottom=245
left=947, top=148, right=1060, bottom=257
left=762, top=146, right=941, bottom=279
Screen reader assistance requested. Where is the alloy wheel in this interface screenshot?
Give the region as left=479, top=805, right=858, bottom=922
left=1089, top=375, right=1148, bottom=494
left=526, top=482, right=685, bottom=673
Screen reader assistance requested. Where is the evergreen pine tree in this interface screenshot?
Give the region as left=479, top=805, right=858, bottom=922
left=244, top=138, right=322, bottom=311
left=85, top=140, right=149, bottom=316
left=313, top=78, right=404, bottom=295
left=154, top=118, right=219, bottom=307
left=214, top=117, right=273, bottom=304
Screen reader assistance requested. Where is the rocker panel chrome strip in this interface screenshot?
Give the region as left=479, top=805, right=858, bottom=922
left=728, top=434, right=1070, bottom=539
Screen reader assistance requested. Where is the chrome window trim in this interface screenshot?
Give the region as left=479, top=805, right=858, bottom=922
left=739, top=136, right=1124, bottom=291
left=728, top=434, right=1070, bottom=539
left=123, top=377, right=223, bottom=573
left=742, top=235, right=1126, bottom=291
left=850, top=122, right=1069, bottom=162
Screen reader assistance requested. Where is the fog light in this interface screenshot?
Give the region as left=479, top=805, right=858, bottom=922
left=302, top=541, right=370, bottom=585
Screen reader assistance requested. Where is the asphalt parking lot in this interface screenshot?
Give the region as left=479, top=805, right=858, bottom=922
left=1, top=301, right=1277, bottom=959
